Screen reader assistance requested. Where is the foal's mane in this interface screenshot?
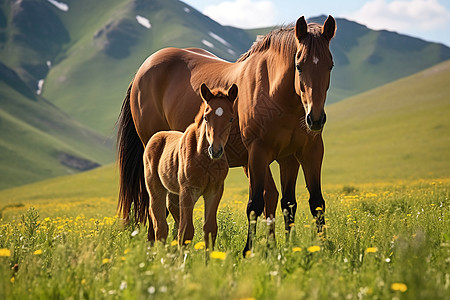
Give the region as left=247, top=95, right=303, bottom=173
left=194, top=88, right=229, bottom=127
left=236, top=23, right=328, bottom=63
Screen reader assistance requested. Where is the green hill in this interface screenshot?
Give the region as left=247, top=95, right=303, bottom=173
left=1, top=0, right=450, bottom=190
left=0, top=64, right=113, bottom=189
left=1, top=60, right=448, bottom=205
left=323, top=59, right=450, bottom=184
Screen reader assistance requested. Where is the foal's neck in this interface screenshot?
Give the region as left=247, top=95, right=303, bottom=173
left=195, top=121, right=210, bottom=155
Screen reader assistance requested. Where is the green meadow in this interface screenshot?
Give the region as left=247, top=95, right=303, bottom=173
left=1, top=61, right=449, bottom=299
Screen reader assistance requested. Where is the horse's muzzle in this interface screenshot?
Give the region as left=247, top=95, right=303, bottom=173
left=208, top=145, right=224, bottom=159
left=306, top=112, right=326, bottom=131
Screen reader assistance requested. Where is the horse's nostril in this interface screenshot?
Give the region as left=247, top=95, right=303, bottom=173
left=306, top=114, right=313, bottom=127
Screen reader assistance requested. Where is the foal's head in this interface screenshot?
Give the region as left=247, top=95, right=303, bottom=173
left=198, top=83, right=238, bottom=159
left=294, top=16, right=336, bottom=131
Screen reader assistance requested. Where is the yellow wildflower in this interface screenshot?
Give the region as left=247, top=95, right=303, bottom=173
left=184, top=240, right=192, bottom=245
left=170, top=240, right=178, bottom=246
left=124, top=248, right=131, bottom=254
left=0, top=248, right=11, bottom=257
left=292, top=247, right=302, bottom=253
left=307, top=245, right=320, bottom=253
left=391, top=283, right=407, bottom=292
left=33, top=249, right=43, bottom=255
left=10, top=277, right=15, bottom=283
left=194, top=242, right=205, bottom=250
left=245, top=250, right=253, bottom=258
left=315, top=207, right=323, bottom=211
left=81, top=279, right=86, bottom=285
left=289, top=223, right=295, bottom=227
left=102, top=258, right=110, bottom=264
left=210, top=251, right=227, bottom=260
left=366, top=247, right=378, bottom=253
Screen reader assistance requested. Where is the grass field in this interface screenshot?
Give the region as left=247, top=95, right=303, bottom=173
left=1, top=59, right=450, bottom=299
left=0, top=164, right=449, bottom=299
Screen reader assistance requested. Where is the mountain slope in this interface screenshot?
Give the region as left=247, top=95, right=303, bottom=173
left=0, top=64, right=113, bottom=189
left=42, top=0, right=253, bottom=132
left=0, top=0, right=449, bottom=190
left=323, top=59, right=450, bottom=184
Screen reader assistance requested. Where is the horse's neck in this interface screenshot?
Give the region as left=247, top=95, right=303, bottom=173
left=241, top=51, right=297, bottom=102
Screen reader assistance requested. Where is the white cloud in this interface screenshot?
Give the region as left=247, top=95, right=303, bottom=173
left=346, top=0, right=450, bottom=32
left=203, top=0, right=276, bottom=29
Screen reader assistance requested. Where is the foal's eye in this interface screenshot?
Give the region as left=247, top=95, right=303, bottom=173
left=203, top=116, right=208, bottom=122
left=296, top=64, right=302, bottom=74
left=330, top=63, right=334, bottom=71
left=229, top=117, right=234, bottom=123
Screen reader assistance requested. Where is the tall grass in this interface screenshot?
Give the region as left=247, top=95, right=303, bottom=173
left=1, top=179, right=448, bottom=299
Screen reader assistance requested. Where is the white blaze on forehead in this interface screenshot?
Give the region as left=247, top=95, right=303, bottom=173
left=313, top=56, right=319, bottom=65
left=215, top=107, right=224, bottom=117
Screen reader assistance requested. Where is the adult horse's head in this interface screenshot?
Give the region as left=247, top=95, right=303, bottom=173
left=199, top=83, right=238, bottom=159
left=294, top=16, right=335, bottom=131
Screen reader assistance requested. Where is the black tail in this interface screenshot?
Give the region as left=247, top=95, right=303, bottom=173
left=117, top=81, right=149, bottom=224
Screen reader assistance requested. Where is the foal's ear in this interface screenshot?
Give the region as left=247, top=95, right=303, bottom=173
left=295, top=16, right=308, bottom=42
left=227, top=84, right=238, bottom=102
left=322, top=15, right=336, bottom=41
left=200, top=83, right=213, bottom=102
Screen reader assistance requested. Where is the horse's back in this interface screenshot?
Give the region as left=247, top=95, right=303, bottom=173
left=131, top=48, right=232, bottom=145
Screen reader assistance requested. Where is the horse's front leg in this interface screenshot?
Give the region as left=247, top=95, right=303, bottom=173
left=277, top=155, right=300, bottom=237
left=243, top=142, right=274, bottom=257
left=178, top=188, right=196, bottom=245
left=202, top=183, right=224, bottom=249
left=243, top=165, right=278, bottom=241
left=297, top=135, right=326, bottom=232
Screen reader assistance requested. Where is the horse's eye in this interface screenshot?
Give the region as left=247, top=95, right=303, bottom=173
left=229, top=117, right=234, bottom=123
left=203, top=116, right=208, bottom=122
left=296, top=64, right=302, bottom=74
left=330, top=63, right=334, bottom=71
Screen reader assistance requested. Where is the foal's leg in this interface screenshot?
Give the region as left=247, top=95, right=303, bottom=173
left=178, top=188, right=196, bottom=245
left=147, top=179, right=169, bottom=241
left=277, top=155, right=300, bottom=237
left=297, top=136, right=326, bottom=232
left=167, top=193, right=180, bottom=240
left=203, top=184, right=224, bottom=249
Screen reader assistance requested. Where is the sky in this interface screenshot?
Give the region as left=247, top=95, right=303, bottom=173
left=181, top=0, right=450, bottom=47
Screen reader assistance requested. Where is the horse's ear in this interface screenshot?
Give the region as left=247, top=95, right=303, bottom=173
left=227, top=84, right=238, bottom=103
left=295, top=16, right=308, bottom=42
left=200, top=83, right=213, bottom=102
left=322, top=15, right=336, bottom=41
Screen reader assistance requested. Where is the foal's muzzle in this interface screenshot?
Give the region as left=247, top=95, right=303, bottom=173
left=208, top=145, right=224, bottom=159
left=306, top=112, right=327, bottom=131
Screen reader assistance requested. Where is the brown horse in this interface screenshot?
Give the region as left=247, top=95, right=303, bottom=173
left=143, top=83, right=237, bottom=247
left=117, top=16, right=336, bottom=256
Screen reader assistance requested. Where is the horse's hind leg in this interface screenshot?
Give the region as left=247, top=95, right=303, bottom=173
left=147, top=214, right=155, bottom=243
left=277, top=155, right=300, bottom=238
left=167, top=193, right=180, bottom=240
left=243, top=166, right=278, bottom=242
